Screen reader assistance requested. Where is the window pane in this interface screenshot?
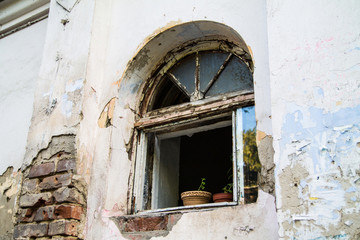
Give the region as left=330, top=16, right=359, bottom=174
left=206, top=57, right=253, bottom=97
left=199, top=51, right=228, bottom=92
left=242, top=106, right=259, bottom=203
left=151, top=76, right=190, bottom=110
left=170, top=54, right=196, bottom=95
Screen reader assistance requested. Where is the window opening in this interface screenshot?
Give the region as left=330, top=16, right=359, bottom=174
left=133, top=47, right=259, bottom=213
left=151, top=51, right=253, bottom=111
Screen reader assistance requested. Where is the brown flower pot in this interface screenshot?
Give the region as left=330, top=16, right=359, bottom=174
left=181, top=191, right=212, bottom=206
left=212, top=193, right=233, bottom=203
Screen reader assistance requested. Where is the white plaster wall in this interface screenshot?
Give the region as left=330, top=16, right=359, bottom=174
left=267, top=0, right=360, bottom=239
left=0, top=19, right=48, bottom=173
left=24, top=0, right=95, bottom=167
left=80, top=0, right=277, bottom=239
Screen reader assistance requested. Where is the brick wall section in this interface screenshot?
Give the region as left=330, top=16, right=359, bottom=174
left=116, top=213, right=182, bottom=240
left=14, top=135, right=86, bottom=240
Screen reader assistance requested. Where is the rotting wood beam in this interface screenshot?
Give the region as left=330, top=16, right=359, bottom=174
left=135, top=92, right=254, bottom=129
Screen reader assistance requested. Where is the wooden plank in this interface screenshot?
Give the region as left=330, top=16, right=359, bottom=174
left=135, top=92, right=254, bottom=129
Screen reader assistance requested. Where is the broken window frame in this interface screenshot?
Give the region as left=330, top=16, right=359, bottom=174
left=131, top=40, right=256, bottom=214
left=132, top=91, right=255, bottom=213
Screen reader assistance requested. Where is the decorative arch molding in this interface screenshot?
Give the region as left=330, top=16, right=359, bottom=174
left=117, top=21, right=254, bottom=115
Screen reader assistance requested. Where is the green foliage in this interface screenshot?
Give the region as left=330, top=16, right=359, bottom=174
left=243, top=128, right=261, bottom=172
left=198, top=178, right=206, bottom=191
left=222, top=183, right=233, bottom=193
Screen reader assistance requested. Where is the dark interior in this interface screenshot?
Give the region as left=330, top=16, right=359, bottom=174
left=178, top=126, right=233, bottom=205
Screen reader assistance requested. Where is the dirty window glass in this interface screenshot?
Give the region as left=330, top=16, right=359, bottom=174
left=206, top=57, right=253, bottom=97
left=170, top=54, right=196, bottom=96
left=199, top=51, right=228, bottom=92
left=242, top=106, right=259, bottom=203
left=152, top=51, right=253, bottom=110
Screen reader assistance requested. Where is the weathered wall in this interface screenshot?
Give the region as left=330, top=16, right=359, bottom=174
left=0, top=19, right=48, bottom=239
left=267, top=1, right=360, bottom=239
left=3, top=0, right=359, bottom=239
left=11, top=0, right=96, bottom=239
left=0, top=19, right=48, bottom=172
left=80, top=0, right=277, bottom=239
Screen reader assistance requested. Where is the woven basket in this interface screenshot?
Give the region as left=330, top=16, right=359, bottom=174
left=181, top=191, right=212, bottom=206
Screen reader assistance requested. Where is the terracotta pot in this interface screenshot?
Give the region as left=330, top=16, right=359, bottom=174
left=181, top=191, right=212, bottom=206
left=212, top=193, right=233, bottom=203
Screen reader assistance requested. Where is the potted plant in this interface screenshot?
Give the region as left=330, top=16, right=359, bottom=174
left=213, top=162, right=234, bottom=203
left=213, top=183, right=233, bottom=203
left=181, top=178, right=212, bottom=206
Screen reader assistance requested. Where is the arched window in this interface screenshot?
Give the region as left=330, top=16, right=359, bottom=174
left=133, top=41, right=260, bottom=212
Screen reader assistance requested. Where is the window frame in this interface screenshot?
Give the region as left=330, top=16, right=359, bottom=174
left=132, top=91, right=254, bottom=214
left=131, top=40, right=255, bottom=214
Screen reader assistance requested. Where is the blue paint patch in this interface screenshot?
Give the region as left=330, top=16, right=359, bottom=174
left=345, top=46, right=360, bottom=53
left=281, top=104, right=360, bottom=174
left=309, top=234, right=348, bottom=240
left=293, top=234, right=348, bottom=240
left=351, top=196, right=357, bottom=202
left=346, top=186, right=356, bottom=192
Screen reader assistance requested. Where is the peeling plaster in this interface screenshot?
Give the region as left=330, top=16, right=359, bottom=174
left=277, top=103, right=360, bottom=238
left=98, top=97, right=117, bottom=128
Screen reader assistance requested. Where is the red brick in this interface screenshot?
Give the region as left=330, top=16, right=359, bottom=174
left=124, top=216, right=168, bottom=232
left=54, top=187, right=84, bottom=205
left=48, top=220, right=79, bottom=236
left=57, top=159, right=76, bottom=172
left=19, top=193, right=53, bottom=207
left=38, top=173, right=72, bottom=190
left=29, top=162, right=55, bottom=178
left=14, top=223, right=48, bottom=238
left=54, top=205, right=83, bottom=220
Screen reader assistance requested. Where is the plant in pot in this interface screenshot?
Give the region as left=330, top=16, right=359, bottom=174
left=213, top=183, right=233, bottom=203
left=181, top=178, right=212, bottom=206
left=213, top=163, right=234, bottom=203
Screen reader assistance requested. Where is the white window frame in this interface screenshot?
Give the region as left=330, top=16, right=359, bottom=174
left=132, top=101, right=251, bottom=214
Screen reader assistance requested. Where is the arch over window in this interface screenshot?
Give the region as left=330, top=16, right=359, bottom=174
left=132, top=28, right=259, bottom=213
left=150, top=50, right=253, bottom=110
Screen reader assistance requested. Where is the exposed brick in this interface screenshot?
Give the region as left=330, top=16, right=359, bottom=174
left=17, top=208, right=35, bottom=223
left=124, top=216, right=168, bottom=232
left=54, top=187, right=84, bottom=205
left=29, top=162, right=55, bottom=178
left=57, top=159, right=76, bottom=172
left=48, top=220, right=79, bottom=236
left=38, top=173, right=72, bottom=190
left=14, top=223, right=48, bottom=238
left=34, top=206, right=55, bottom=222
left=22, top=178, right=39, bottom=194
left=54, top=205, right=83, bottom=220
left=19, top=193, right=53, bottom=207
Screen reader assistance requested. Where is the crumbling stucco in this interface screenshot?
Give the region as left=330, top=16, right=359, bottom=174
left=0, top=167, right=21, bottom=239
left=258, top=135, right=275, bottom=196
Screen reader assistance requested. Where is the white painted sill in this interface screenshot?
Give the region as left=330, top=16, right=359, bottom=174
left=135, top=201, right=239, bottom=215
